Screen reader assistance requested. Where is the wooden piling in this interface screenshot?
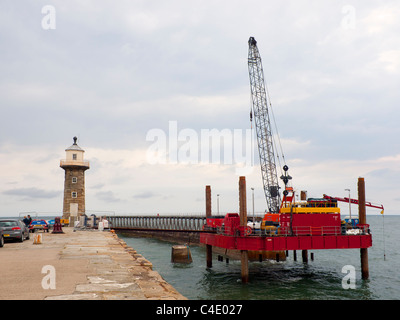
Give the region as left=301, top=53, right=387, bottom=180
left=241, top=250, right=249, bottom=283
left=302, top=250, right=308, bottom=263
left=206, top=185, right=212, bottom=268
left=358, top=177, right=369, bottom=280
left=358, top=178, right=366, bottom=225
left=206, top=185, right=211, bottom=218
left=239, top=177, right=247, bottom=226
left=206, top=244, right=212, bottom=268
left=360, top=248, right=369, bottom=279
left=300, top=191, right=308, bottom=264
left=239, top=176, right=249, bottom=283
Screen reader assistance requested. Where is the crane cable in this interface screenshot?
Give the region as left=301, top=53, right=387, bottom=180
left=249, top=79, right=287, bottom=178
left=265, top=81, right=287, bottom=176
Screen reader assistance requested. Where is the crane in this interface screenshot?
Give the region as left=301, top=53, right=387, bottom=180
left=248, top=37, right=287, bottom=213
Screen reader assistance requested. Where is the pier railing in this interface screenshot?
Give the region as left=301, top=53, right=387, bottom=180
left=107, top=215, right=207, bottom=231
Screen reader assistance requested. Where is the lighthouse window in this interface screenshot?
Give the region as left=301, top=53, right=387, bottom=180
left=72, top=153, right=77, bottom=160
left=72, top=177, right=77, bottom=183
left=71, top=192, right=77, bottom=198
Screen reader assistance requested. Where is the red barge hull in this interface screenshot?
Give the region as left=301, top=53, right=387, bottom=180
left=200, top=233, right=372, bottom=251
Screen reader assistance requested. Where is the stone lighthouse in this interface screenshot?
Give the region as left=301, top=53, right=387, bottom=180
left=60, top=137, right=90, bottom=225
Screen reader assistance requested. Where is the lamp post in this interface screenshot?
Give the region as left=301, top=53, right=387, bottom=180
left=345, top=188, right=351, bottom=220
left=217, top=194, right=220, bottom=215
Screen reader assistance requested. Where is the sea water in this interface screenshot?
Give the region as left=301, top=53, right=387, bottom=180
left=119, top=215, right=400, bottom=300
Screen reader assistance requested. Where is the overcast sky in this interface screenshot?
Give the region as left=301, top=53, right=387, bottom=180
left=1, top=0, right=399, bottom=217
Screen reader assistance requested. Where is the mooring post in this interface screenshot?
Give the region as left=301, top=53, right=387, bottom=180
left=205, top=185, right=212, bottom=268
left=239, top=176, right=249, bottom=283
left=358, top=177, right=369, bottom=280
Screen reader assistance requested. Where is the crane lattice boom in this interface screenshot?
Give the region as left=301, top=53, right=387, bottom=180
left=248, top=37, right=281, bottom=213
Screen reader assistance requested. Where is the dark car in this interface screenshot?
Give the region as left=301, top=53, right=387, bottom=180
left=29, top=219, right=49, bottom=233
left=0, top=219, right=30, bottom=242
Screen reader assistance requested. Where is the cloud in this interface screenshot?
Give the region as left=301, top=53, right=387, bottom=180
left=90, top=183, right=105, bottom=190
left=3, top=187, right=59, bottom=200
left=132, top=191, right=158, bottom=199
left=362, top=4, right=400, bottom=36
left=95, top=191, right=121, bottom=203
left=377, top=50, right=400, bottom=74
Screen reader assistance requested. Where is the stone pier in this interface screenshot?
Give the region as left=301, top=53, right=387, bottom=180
left=0, top=227, right=186, bottom=300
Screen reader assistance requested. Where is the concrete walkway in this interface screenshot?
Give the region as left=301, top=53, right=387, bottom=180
left=0, top=227, right=186, bottom=300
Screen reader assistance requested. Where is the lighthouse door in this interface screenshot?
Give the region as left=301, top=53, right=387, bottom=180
left=70, top=203, right=78, bottom=216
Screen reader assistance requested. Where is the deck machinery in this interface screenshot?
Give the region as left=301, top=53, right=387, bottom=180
left=200, top=37, right=372, bottom=259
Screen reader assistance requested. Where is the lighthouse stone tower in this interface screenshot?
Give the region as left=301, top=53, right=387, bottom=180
left=60, top=137, right=90, bottom=225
